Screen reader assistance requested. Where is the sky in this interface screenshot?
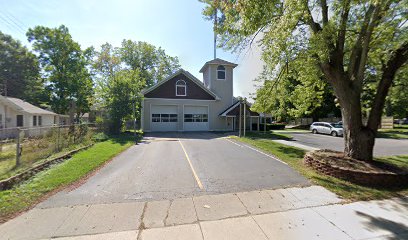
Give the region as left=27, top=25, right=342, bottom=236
left=0, top=0, right=264, bottom=100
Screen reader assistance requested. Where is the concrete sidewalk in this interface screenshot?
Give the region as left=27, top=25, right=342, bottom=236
left=1, top=186, right=407, bottom=240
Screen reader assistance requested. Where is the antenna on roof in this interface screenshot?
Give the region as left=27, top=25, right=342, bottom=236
left=213, top=5, right=217, bottom=59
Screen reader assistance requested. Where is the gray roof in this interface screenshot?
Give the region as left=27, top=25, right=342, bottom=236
left=199, top=58, right=238, bottom=73
left=5, top=97, right=57, bottom=115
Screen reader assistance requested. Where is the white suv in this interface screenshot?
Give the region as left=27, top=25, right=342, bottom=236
left=310, top=122, right=343, bottom=137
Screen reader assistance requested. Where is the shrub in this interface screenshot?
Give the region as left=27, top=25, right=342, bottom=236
left=256, top=123, right=286, bottom=130
left=92, top=132, right=109, bottom=142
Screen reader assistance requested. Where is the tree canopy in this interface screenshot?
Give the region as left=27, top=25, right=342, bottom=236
left=27, top=25, right=93, bottom=117
left=201, top=0, right=408, bottom=161
left=0, top=31, right=46, bottom=105
left=92, top=40, right=180, bottom=132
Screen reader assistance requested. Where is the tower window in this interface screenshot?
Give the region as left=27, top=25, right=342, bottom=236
left=217, top=65, right=226, bottom=80
left=176, top=80, right=187, bottom=96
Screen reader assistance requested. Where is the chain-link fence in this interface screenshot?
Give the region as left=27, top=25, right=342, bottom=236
left=0, top=124, right=97, bottom=180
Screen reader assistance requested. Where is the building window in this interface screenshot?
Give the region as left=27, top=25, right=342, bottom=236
left=38, top=116, right=42, bottom=126
left=184, top=114, right=208, bottom=122
left=152, top=114, right=178, bottom=123
left=33, top=116, right=37, bottom=126
left=217, top=65, right=226, bottom=80
left=17, top=115, right=23, bottom=127
left=176, top=80, right=186, bottom=96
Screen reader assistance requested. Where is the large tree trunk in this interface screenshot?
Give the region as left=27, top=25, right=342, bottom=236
left=339, top=91, right=376, bottom=161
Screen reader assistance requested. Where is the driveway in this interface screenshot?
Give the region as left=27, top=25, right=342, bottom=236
left=287, top=132, right=408, bottom=156
left=38, top=132, right=308, bottom=208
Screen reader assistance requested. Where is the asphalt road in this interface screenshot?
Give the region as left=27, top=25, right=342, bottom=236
left=38, top=132, right=308, bottom=208
left=288, top=132, right=408, bottom=156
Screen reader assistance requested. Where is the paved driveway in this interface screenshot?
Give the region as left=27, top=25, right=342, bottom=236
left=287, top=132, right=408, bottom=156
left=39, top=132, right=308, bottom=208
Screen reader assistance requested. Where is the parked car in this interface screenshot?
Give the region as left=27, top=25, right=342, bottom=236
left=310, top=122, right=343, bottom=137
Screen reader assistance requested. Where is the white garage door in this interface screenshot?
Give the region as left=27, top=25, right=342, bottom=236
left=184, top=106, right=209, bottom=131
left=151, top=105, right=178, bottom=132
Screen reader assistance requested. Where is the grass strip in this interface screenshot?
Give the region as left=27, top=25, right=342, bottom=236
left=0, top=135, right=135, bottom=222
left=232, top=136, right=408, bottom=201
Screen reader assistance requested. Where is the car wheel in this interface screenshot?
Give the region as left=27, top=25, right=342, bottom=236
left=331, top=131, right=338, bottom=137
left=312, top=129, right=317, bottom=134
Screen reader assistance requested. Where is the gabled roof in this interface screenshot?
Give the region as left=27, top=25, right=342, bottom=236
left=0, top=96, right=57, bottom=115
left=199, top=58, right=238, bottom=73
left=219, top=100, right=259, bottom=117
left=142, top=69, right=220, bottom=100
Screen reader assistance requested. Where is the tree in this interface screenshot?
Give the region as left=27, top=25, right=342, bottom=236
left=252, top=57, right=340, bottom=122
left=201, top=0, right=408, bottom=161
left=92, top=40, right=180, bottom=132
left=387, top=69, right=408, bottom=119
left=27, top=25, right=93, bottom=117
left=104, top=70, right=145, bottom=133
left=0, top=31, right=47, bottom=105
left=119, top=40, right=180, bottom=86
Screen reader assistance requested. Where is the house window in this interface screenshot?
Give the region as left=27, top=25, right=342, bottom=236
left=38, top=116, right=42, bottom=126
left=176, top=80, right=186, bottom=96
left=17, top=115, right=23, bottom=127
left=33, top=116, right=37, bottom=126
left=217, top=65, right=226, bottom=80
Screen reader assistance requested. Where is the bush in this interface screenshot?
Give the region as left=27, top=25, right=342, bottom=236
left=256, top=123, right=286, bottom=130
left=92, top=132, right=109, bottom=142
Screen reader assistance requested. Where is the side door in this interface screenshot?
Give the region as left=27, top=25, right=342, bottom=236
left=322, top=123, right=331, bottom=134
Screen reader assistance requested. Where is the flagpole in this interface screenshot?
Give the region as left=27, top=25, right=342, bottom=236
left=214, top=7, right=217, bottom=59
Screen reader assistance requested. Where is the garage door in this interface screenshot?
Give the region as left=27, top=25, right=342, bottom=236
left=151, top=105, right=178, bottom=132
left=184, top=106, right=209, bottom=131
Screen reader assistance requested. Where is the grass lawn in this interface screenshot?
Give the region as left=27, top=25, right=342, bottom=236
left=232, top=134, right=408, bottom=201
left=377, top=125, right=408, bottom=139
left=0, top=134, right=135, bottom=222
left=244, top=131, right=293, bottom=140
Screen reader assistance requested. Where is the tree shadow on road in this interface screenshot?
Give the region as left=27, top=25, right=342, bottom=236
left=355, top=211, right=408, bottom=239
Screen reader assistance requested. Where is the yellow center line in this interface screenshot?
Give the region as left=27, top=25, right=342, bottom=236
left=178, top=139, right=204, bottom=190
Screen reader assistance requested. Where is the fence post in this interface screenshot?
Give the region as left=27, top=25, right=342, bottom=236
left=57, top=125, right=61, bottom=152
left=16, top=128, right=22, bottom=167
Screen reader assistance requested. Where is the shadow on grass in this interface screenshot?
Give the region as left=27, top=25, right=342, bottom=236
left=246, top=131, right=293, bottom=141
left=107, top=133, right=141, bottom=145
left=276, top=145, right=305, bottom=158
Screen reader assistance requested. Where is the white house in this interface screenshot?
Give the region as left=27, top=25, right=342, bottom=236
left=141, top=58, right=260, bottom=132
left=0, top=96, right=60, bottom=138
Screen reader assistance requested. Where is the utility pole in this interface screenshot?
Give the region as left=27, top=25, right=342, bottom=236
left=243, top=97, right=246, bottom=137
left=133, top=96, right=138, bottom=145
left=238, top=97, right=242, bottom=137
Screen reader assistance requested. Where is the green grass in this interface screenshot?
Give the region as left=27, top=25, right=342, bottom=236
left=232, top=136, right=408, bottom=201
left=0, top=128, right=95, bottom=180
left=244, top=131, right=293, bottom=140
left=377, top=125, right=408, bottom=139
left=376, top=155, right=408, bottom=170
left=0, top=134, right=135, bottom=222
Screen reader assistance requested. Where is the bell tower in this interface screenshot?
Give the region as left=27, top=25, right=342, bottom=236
left=200, top=58, right=237, bottom=106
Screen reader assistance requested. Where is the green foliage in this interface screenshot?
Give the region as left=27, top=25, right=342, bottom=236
left=0, top=31, right=47, bottom=105
left=251, top=57, right=340, bottom=121
left=92, top=132, right=109, bottom=142
left=202, top=0, right=408, bottom=160
left=92, top=40, right=180, bottom=133
left=27, top=25, right=93, bottom=115
left=0, top=135, right=135, bottom=221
